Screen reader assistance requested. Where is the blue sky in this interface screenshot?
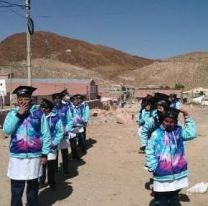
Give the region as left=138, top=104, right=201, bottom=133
left=0, top=0, right=208, bottom=59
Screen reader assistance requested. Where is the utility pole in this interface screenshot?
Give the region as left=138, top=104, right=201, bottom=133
left=25, top=0, right=32, bottom=86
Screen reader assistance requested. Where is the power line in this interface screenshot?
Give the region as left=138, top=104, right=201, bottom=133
left=0, top=5, right=15, bottom=8
left=0, top=0, right=25, bottom=8
left=0, top=2, right=25, bottom=18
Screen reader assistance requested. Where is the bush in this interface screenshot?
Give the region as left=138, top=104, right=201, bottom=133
left=174, top=83, right=185, bottom=90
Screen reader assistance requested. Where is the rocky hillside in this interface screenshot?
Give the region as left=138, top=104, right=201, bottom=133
left=119, top=52, right=208, bottom=89
left=1, top=32, right=208, bottom=89
left=0, top=32, right=154, bottom=81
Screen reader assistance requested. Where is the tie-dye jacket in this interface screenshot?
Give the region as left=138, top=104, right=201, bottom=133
left=69, top=103, right=88, bottom=129
left=145, top=117, right=197, bottom=182
left=137, top=109, right=157, bottom=126
left=139, top=111, right=159, bottom=147
left=3, top=105, right=51, bottom=158
left=46, top=110, right=64, bottom=152
left=54, top=103, right=73, bottom=136
left=170, top=101, right=181, bottom=109
left=80, top=101, right=90, bottom=123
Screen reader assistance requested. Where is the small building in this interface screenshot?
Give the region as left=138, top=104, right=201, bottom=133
left=1, top=77, right=98, bottom=105
left=99, top=84, right=135, bottom=104
left=183, top=87, right=208, bottom=104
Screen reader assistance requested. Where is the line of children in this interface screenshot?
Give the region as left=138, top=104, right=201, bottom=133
left=3, top=86, right=91, bottom=205
left=51, top=90, right=90, bottom=172
left=4, top=86, right=191, bottom=206
left=138, top=93, right=171, bottom=152
left=137, top=92, right=197, bottom=206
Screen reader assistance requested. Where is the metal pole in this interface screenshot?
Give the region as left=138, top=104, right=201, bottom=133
left=25, top=0, right=32, bottom=86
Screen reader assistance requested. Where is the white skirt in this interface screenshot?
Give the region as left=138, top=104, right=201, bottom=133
left=58, top=138, right=70, bottom=150
left=68, top=132, right=76, bottom=140
left=153, top=177, right=189, bottom=192
left=7, top=157, right=42, bottom=180
left=48, top=151, right=57, bottom=161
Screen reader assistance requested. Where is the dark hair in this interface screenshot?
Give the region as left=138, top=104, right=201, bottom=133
left=40, top=98, right=54, bottom=111
left=156, top=100, right=170, bottom=110
left=163, top=110, right=179, bottom=121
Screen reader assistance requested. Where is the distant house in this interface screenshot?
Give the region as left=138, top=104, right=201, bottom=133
left=99, top=84, right=135, bottom=103
left=0, top=74, right=98, bottom=105
left=183, top=87, right=208, bottom=104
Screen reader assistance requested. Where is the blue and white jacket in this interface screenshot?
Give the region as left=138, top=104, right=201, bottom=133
left=46, top=110, right=64, bottom=152
left=170, top=100, right=181, bottom=109
left=137, top=109, right=157, bottom=126
left=3, top=104, right=51, bottom=158
left=145, top=117, right=197, bottom=182
left=80, top=101, right=90, bottom=124
left=139, top=111, right=158, bottom=146
left=54, top=102, right=74, bottom=137
left=69, top=103, right=86, bottom=129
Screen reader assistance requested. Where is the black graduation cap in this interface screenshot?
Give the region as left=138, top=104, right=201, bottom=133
left=154, top=92, right=170, bottom=100
left=169, top=93, right=180, bottom=101
left=141, top=94, right=153, bottom=101
left=155, top=99, right=171, bottom=109
left=12, top=86, right=37, bottom=97
left=169, top=93, right=177, bottom=98
left=77, top=94, right=86, bottom=100
left=60, top=89, right=69, bottom=98
left=153, top=93, right=171, bottom=108
left=51, top=92, right=61, bottom=100
left=143, top=97, right=155, bottom=107
left=70, top=94, right=79, bottom=101
left=164, top=107, right=181, bottom=120
left=40, top=98, right=54, bottom=110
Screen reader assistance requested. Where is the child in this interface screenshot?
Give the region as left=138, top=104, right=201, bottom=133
left=77, top=94, right=90, bottom=142
left=69, top=94, right=87, bottom=155
left=169, top=94, right=181, bottom=109
left=145, top=108, right=197, bottom=206
left=137, top=97, right=156, bottom=153
left=52, top=92, right=73, bottom=174
left=3, top=86, right=51, bottom=206
left=39, top=98, right=64, bottom=190
left=140, top=97, right=170, bottom=153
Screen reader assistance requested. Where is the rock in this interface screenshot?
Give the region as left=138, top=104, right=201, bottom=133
left=187, top=182, right=208, bottom=194
left=92, top=113, right=98, bottom=117
left=116, top=112, right=132, bottom=124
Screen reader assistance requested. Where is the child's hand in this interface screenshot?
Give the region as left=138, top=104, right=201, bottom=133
left=19, top=102, right=29, bottom=115
left=180, top=110, right=189, bottom=118
left=40, top=157, right=47, bottom=165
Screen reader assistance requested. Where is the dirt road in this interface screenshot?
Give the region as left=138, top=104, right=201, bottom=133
left=0, top=104, right=208, bottom=205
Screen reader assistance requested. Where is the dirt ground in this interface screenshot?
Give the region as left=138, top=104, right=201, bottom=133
left=0, top=104, right=208, bottom=206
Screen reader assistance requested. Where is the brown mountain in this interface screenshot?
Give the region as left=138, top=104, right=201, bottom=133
left=119, top=51, right=208, bottom=89
left=1, top=32, right=208, bottom=89
left=0, top=31, right=154, bottom=82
